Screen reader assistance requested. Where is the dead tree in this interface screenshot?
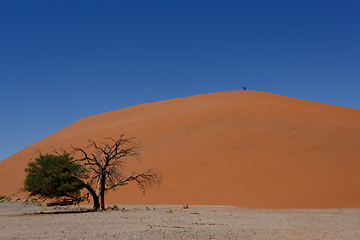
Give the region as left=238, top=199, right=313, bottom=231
left=72, top=135, right=162, bottom=211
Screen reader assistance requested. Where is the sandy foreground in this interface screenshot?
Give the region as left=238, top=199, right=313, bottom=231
left=1, top=203, right=360, bottom=239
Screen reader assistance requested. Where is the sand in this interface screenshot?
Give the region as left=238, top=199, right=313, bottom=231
left=1, top=203, right=360, bottom=239
left=1, top=91, right=360, bottom=208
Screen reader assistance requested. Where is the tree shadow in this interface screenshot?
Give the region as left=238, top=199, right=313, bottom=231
left=18, top=207, right=126, bottom=216
left=3, top=208, right=97, bottom=217
left=33, top=209, right=96, bottom=215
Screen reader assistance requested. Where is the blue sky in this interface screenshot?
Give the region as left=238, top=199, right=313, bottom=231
left=1, top=0, right=359, bottom=161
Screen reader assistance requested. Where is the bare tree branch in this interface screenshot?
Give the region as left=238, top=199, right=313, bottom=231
left=105, top=169, right=162, bottom=192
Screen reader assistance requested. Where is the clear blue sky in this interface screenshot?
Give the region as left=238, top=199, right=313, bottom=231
left=1, top=0, right=359, bottom=161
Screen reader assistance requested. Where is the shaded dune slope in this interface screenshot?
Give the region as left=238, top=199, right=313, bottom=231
left=1, top=91, right=360, bottom=208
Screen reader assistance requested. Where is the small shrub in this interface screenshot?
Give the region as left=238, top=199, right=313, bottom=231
left=167, top=209, right=174, bottom=214
left=0, top=195, right=5, bottom=200
left=33, top=201, right=44, bottom=206
left=183, top=204, right=189, bottom=209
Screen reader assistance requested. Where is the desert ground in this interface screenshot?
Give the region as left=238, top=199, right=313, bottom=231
left=1, top=202, right=360, bottom=240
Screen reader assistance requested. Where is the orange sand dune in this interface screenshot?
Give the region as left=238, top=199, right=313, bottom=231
left=1, top=91, right=360, bottom=208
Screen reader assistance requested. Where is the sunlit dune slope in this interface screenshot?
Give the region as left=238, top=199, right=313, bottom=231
left=1, top=91, right=360, bottom=208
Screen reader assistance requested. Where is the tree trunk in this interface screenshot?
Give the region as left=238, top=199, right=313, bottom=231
left=96, top=178, right=101, bottom=196
left=99, top=174, right=106, bottom=211
left=82, top=183, right=100, bottom=211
